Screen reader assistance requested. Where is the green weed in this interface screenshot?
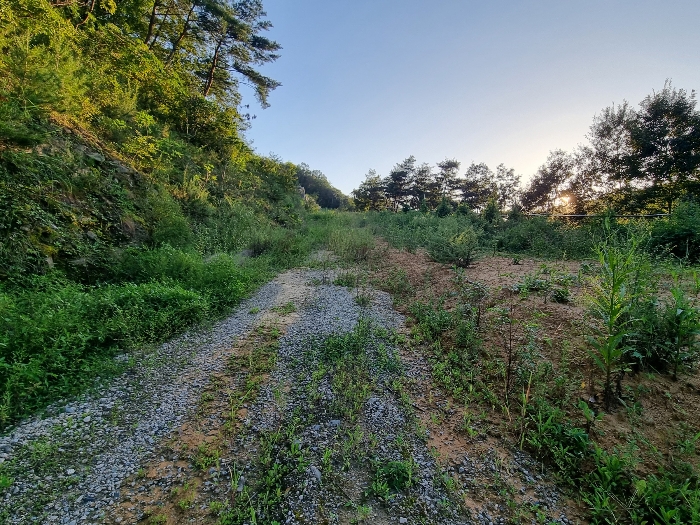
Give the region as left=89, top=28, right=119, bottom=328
left=587, top=232, right=643, bottom=409
left=0, top=474, right=13, bottom=490
left=272, top=301, right=296, bottom=315
left=192, top=444, right=220, bottom=471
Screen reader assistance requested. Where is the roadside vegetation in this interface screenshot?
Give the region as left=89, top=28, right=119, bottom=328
left=341, top=79, right=700, bottom=524
left=334, top=209, right=700, bottom=524
left=2, top=0, right=700, bottom=522
left=0, top=0, right=350, bottom=427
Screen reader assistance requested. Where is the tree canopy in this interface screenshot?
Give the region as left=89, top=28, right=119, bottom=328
left=296, top=163, right=350, bottom=209
left=354, top=83, right=700, bottom=216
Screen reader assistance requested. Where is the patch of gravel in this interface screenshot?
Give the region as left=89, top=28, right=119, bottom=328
left=2, top=266, right=578, bottom=525
left=235, top=276, right=471, bottom=524
left=0, top=280, right=283, bottom=524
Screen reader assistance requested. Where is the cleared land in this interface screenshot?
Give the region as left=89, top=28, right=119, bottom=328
left=2, top=230, right=699, bottom=525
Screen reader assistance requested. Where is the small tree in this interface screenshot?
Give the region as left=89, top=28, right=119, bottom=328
left=352, top=170, right=386, bottom=211
left=435, top=197, right=452, bottom=217
left=587, top=232, right=643, bottom=409
left=666, top=285, right=700, bottom=381
left=428, top=226, right=479, bottom=267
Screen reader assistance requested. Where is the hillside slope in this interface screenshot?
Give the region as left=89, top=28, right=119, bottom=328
left=0, top=0, right=351, bottom=427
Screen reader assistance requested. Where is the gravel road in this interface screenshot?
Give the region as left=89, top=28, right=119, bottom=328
left=1, top=266, right=576, bottom=525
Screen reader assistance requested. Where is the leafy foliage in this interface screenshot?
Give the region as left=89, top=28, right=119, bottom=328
left=352, top=83, right=700, bottom=216
left=586, top=231, right=644, bottom=409
left=427, top=225, right=479, bottom=267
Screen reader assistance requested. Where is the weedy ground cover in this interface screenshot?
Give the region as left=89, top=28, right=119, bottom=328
left=363, top=225, right=700, bottom=525
left=0, top=212, right=354, bottom=429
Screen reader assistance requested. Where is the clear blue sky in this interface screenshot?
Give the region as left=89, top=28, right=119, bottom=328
left=240, top=0, right=700, bottom=195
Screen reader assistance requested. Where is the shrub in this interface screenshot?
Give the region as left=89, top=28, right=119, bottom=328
left=636, top=473, right=700, bottom=524
left=499, top=217, right=597, bottom=259
left=524, top=399, right=590, bottom=481
left=435, top=197, right=452, bottom=217
left=500, top=217, right=561, bottom=254
left=454, top=318, right=481, bottom=360
left=428, top=225, right=479, bottom=267
left=651, top=201, right=700, bottom=261
left=662, top=286, right=700, bottom=380
left=550, top=287, right=571, bottom=303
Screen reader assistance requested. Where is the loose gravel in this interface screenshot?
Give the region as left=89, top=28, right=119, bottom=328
left=0, top=279, right=282, bottom=524
left=241, top=275, right=469, bottom=523
left=1, top=266, right=577, bottom=525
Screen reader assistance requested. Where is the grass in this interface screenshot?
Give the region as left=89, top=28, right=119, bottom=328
left=0, top=213, right=342, bottom=429
left=192, top=443, right=220, bottom=471
left=271, top=301, right=296, bottom=314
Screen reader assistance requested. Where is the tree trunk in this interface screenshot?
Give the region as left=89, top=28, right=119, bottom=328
left=76, top=0, right=97, bottom=27
left=144, top=0, right=161, bottom=45
left=202, top=39, right=223, bottom=97
left=165, top=2, right=196, bottom=65
left=149, top=1, right=175, bottom=49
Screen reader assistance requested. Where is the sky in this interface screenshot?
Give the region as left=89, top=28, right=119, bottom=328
left=239, top=0, right=700, bottom=195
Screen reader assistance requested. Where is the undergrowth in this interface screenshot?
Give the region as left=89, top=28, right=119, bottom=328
left=377, top=229, right=700, bottom=525
left=0, top=212, right=342, bottom=429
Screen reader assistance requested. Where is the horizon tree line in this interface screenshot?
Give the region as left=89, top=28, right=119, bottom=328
left=353, top=82, right=700, bottom=216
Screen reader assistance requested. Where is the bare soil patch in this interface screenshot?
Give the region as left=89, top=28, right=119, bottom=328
left=370, top=242, right=700, bottom=523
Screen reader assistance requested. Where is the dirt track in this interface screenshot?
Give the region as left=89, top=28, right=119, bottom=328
left=1, top=260, right=581, bottom=524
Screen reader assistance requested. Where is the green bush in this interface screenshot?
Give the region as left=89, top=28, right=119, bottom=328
left=374, top=460, right=415, bottom=491
left=435, top=197, right=452, bottom=218
left=0, top=225, right=305, bottom=429
left=428, top=225, right=479, bottom=267
left=635, top=473, right=700, bottom=524
left=361, top=210, right=595, bottom=259
left=651, top=201, right=700, bottom=261
left=119, top=245, right=274, bottom=312
left=192, top=201, right=261, bottom=255
left=522, top=397, right=700, bottom=524
left=631, top=285, right=700, bottom=378
left=454, top=317, right=481, bottom=359
left=0, top=101, right=47, bottom=146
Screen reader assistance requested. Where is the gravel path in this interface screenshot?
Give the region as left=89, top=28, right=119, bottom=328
left=1, top=266, right=577, bottom=525
left=0, top=279, right=282, bottom=524
left=249, top=275, right=468, bottom=524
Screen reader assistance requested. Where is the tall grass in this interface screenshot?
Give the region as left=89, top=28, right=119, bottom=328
left=0, top=213, right=343, bottom=428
